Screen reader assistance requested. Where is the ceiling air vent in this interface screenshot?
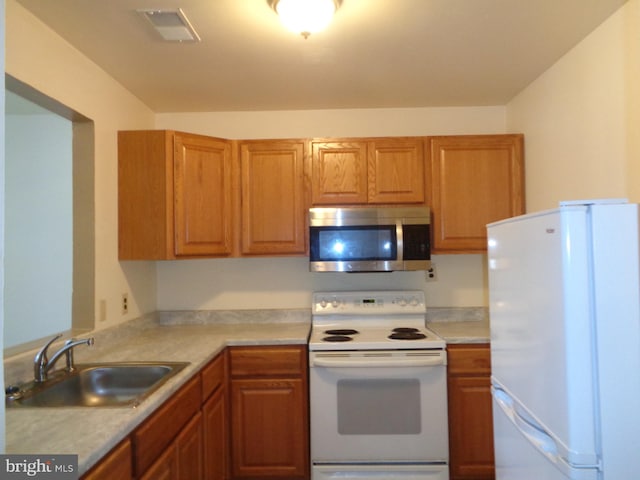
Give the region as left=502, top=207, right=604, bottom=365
left=138, top=8, right=201, bottom=42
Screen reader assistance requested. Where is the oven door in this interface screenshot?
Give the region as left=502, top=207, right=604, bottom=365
left=309, top=350, right=449, bottom=464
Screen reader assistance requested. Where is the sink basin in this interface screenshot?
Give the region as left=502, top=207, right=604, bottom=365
left=6, top=362, right=189, bottom=408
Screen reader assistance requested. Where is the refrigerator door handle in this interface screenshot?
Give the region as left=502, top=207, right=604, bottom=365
left=512, top=402, right=559, bottom=458
left=493, top=387, right=558, bottom=460
left=493, top=386, right=598, bottom=479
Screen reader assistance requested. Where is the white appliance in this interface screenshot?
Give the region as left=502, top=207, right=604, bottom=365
left=309, top=290, right=449, bottom=480
left=487, top=199, right=640, bottom=480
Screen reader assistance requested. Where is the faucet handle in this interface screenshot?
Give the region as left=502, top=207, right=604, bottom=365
left=35, top=334, right=63, bottom=362
left=34, top=334, right=63, bottom=382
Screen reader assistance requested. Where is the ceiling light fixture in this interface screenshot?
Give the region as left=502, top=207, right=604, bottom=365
left=268, top=0, right=342, bottom=39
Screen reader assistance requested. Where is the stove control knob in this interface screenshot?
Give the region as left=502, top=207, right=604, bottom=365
left=331, top=299, right=340, bottom=308
left=409, top=297, right=419, bottom=307
left=398, top=298, right=407, bottom=307
left=319, top=300, right=328, bottom=308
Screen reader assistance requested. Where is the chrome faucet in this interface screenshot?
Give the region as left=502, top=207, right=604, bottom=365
left=33, top=334, right=95, bottom=382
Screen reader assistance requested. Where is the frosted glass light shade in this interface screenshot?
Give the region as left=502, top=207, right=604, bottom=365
left=271, top=0, right=340, bottom=38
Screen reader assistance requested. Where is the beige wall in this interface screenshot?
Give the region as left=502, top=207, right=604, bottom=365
left=155, top=106, right=506, bottom=139
left=6, top=0, right=156, bottom=331
left=507, top=0, right=640, bottom=211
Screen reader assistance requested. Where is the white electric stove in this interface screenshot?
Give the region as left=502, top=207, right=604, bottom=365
left=309, top=290, right=449, bottom=480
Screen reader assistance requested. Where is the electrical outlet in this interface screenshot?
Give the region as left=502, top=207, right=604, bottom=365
left=122, top=293, right=129, bottom=315
left=425, top=265, right=437, bottom=282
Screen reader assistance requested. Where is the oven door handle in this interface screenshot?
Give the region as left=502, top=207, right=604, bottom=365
left=312, top=355, right=445, bottom=368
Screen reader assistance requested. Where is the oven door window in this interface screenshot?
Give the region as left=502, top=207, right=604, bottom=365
left=337, top=378, right=421, bottom=435
left=310, top=226, right=397, bottom=261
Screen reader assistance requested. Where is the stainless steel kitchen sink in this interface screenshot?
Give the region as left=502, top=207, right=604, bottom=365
left=6, top=362, right=189, bottom=408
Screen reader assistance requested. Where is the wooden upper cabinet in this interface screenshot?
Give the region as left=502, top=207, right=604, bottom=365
left=119, top=131, right=524, bottom=258
left=239, top=140, right=307, bottom=255
left=428, top=135, right=524, bottom=253
left=368, top=139, right=425, bottom=204
left=311, top=137, right=425, bottom=205
left=311, top=140, right=368, bottom=204
left=118, top=130, right=233, bottom=260
left=174, top=134, right=233, bottom=257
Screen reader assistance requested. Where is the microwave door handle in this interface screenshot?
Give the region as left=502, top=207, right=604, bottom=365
left=396, top=220, right=404, bottom=262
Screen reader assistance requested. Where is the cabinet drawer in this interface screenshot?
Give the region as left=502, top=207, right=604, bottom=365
left=133, top=375, right=201, bottom=476
left=447, top=344, right=491, bottom=376
left=201, top=351, right=226, bottom=402
left=230, top=346, right=306, bottom=377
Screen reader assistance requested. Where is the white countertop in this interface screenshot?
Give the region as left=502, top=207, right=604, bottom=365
left=427, top=320, right=491, bottom=344
left=426, top=306, right=491, bottom=343
left=4, top=311, right=310, bottom=475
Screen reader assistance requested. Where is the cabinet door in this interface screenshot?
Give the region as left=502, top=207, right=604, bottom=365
left=203, top=386, right=227, bottom=480
left=139, top=443, right=178, bottom=480
left=230, top=378, right=309, bottom=479
left=174, top=133, right=233, bottom=256
left=428, top=135, right=524, bottom=252
left=133, top=376, right=201, bottom=476
left=81, top=439, right=133, bottom=480
left=368, top=138, right=425, bottom=204
left=447, top=344, right=495, bottom=480
left=448, top=376, right=495, bottom=480
left=311, top=140, right=368, bottom=204
left=240, top=141, right=306, bottom=255
left=176, top=412, right=204, bottom=479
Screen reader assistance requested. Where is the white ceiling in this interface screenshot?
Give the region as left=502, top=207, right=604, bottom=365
left=16, top=0, right=628, bottom=113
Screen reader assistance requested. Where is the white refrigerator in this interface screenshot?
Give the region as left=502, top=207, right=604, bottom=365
left=487, top=199, right=640, bottom=480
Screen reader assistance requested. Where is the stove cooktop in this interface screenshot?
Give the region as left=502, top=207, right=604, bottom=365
left=309, top=290, right=445, bottom=351
left=308, top=324, right=445, bottom=350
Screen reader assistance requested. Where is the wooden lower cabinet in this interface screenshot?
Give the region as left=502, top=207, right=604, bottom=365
left=133, top=376, right=201, bottom=477
left=176, top=412, right=205, bottom=479
left=139, top=442, right=178, bottom=480
left=447, top=344, right=495, bottom=480
left=229, top=346, right=309, bottom=479
left=139, top=411, right=204, bottom=480
left=80, top=439, right=133, bottom=480
left=203, top=356, right=228, bottom=480
left=83, top=346, right=310, bottom=480
left=139, top=412, right=205, bottom=480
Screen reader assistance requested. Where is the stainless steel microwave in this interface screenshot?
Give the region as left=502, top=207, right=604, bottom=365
left=309, top=207, right=431, bottom=272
